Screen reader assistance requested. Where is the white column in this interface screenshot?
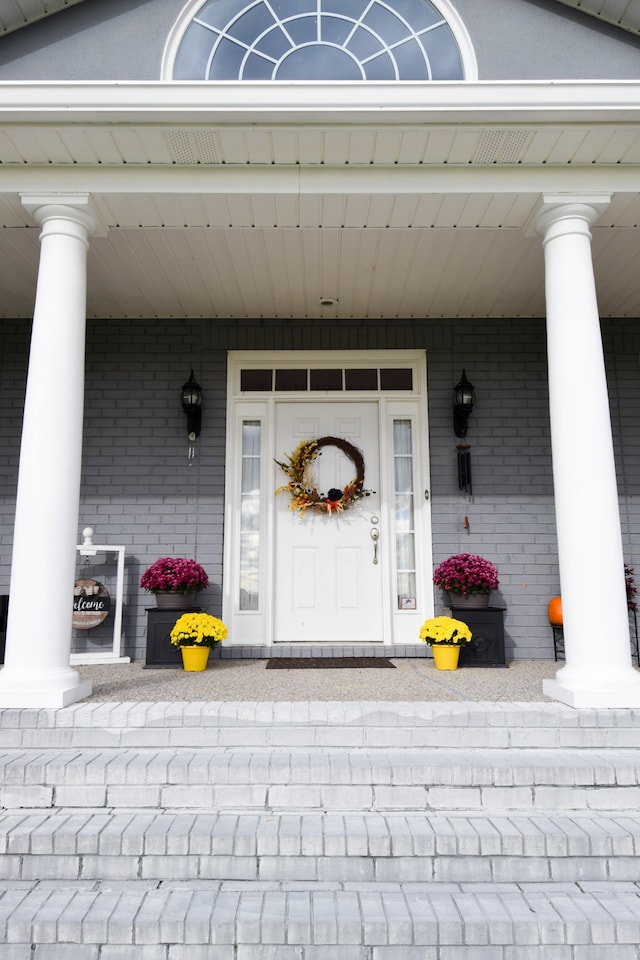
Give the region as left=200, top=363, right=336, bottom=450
left=0, top=196, right=104, bottom=707
left=534, top=195, right=640, bottom=707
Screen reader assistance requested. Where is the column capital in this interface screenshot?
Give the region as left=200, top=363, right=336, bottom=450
left=525, top=193, right=611, bottom=240
left=20, top=193, right=108, bottom=238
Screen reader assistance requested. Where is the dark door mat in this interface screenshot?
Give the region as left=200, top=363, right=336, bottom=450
left=266, top=657, right=395, bottom=669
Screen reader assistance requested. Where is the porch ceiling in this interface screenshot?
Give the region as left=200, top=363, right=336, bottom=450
left=0, top=83, right=638, bottom=321
left=1, top=188, right=638, bottom=321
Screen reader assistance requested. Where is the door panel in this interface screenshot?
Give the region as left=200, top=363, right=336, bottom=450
left=275, top=401, right=383, bottom=643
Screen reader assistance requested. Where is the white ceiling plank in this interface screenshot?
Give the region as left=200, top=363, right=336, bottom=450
left=372, top=130, right=402, bottom=165
left=244, top=130, right=274, bottom=164
left=272, top=194, right=299, bottom=228
left=298, top=195, right=325, bottom=229
left=217, top=131, right=249, bottom=165
left=199, top=195, right=234, bottom=228
left=193, top=229, right=237, bottom=318
left=570, top=127, right=626, bottom=164
left=296, top=129, right=324, bottom=165
left=432, top=196, right=472, bottom=229
left=544, top=127, right=592, bottom=164
left=81, top=129, right=128, bottom=165
left=343, top=194, right=373, bottom=228
left=110, top=131, right=152, bottom=165
left=411, top=195, right=450, bottom=228
left=387, top=194, right=420, bottom=228
left=316, top=195, right=345, bottom=229
left=365, top=194, right=397, bottom=228
left=225, top=197, right=255, bottom=228
left=270, top=130, right=299, bottom=165
left=0, top=195, right=33, bottom=227
left=280, top=229, right=309, bottom=315
left=447, top=131, right=485, bottom=165
left=519, top=129, right=565, bottom=164
left=223, top=229, right=261, bottom=317
left=249, top=196, right=277, bottom=229
left=348, top=130, right=377, bottom=165
left=322, top=131, right=353, bottom=165
left=454, top=195, right=496, bottom=229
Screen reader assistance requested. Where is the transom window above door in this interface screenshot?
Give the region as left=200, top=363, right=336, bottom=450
left=240, top=366, right=414, bottom=391
left=169, top=0, right=467, bottom=80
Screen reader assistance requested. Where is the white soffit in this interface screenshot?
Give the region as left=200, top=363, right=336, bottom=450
left=552, top=0, right=640, bottom=35
left=0, top=0, right=86, bottom=36
left=0, top=121, right=639, bottom=167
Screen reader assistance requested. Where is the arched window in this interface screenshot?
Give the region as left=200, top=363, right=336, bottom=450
left=163, top=0, right=476, bottom=81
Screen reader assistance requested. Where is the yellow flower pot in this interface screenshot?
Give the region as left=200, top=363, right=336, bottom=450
left=180, top=645, right=210, bottom=671
left=432, top=645, right=460, bottom=670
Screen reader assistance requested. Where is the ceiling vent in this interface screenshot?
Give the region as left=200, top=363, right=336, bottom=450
left=472, top=129, right=533, bottom=165
left=167, top=130, right=222, bottom=165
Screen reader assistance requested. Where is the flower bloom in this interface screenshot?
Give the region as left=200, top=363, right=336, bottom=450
left=140, top=557, right=209, bottom=593
left=433, top=554, right=499, bottom=596
left=420, top=616, right=473, bottom=645
left=170, top=612, right=228, bottom=647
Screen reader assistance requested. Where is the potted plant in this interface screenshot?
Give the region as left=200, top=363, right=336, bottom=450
left=139, top=557, right=209, bottom=609
left=419, top=615, right=473, bottom=670
left=170, top=611, right=228, bottom=671
left=433, top=553, right=499, bottom=608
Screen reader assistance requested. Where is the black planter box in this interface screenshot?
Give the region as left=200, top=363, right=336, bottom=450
left=145, top=607, right=201, bottom=667
left=451, top=606, right=507, bottom=667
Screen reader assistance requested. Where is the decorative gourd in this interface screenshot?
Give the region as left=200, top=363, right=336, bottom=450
left=548, top=596, right=563, bottom=626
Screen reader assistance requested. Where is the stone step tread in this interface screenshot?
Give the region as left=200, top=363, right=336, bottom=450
left=2, top=811, right=639, bottom=859
left=1, top=880, right=640, bottom=947
left=1, top=812, right=640, bottom=884
left=0, top=747, right=638, bottom=786
left=2, top=702, right=639, bottom=731
left=4, top=726, right=640, bottom=750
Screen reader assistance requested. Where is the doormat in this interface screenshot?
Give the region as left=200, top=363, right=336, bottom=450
left=266, top=657, right=395, bottom=669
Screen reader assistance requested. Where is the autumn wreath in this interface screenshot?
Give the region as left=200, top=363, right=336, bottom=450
left=275, top=436, right=374, bottom=515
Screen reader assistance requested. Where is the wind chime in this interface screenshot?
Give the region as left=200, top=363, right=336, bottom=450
left=453, top=370, right=475, bottom=496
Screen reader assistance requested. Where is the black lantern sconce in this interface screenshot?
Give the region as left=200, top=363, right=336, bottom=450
left=181, top=370, right=202, bottom=460
left=454, top=370, right=475, bottom=497
left=453, top=369, right=475, bottom=438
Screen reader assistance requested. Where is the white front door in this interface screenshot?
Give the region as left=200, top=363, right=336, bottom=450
left=223, top=350, right=433, bottom=648
left=274, top=401, right=383, bottom=643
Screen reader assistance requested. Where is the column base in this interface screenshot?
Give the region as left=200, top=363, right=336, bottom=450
left=0, top=668, right=92, bottom=708
left=543, top=674, right=640, bottom=708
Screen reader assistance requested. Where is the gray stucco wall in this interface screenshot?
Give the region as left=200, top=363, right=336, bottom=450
left=0, top=0, right=636, bottom=81
left=2, top=315, right=639, bottom=662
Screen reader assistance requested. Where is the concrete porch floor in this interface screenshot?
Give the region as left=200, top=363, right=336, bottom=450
left=75, top=658, right=565, bottom=702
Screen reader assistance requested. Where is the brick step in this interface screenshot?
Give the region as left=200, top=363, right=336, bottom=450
left=2, top=879, right=640, bottom=957
left=1, top=811, right=640, bottom=884
left=1, top=747, right=639, bottom=812
left=2, top=703, right=640, bottom=750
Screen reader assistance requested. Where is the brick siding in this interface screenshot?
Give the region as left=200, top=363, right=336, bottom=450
left=1, top=316, right=638, bottom=660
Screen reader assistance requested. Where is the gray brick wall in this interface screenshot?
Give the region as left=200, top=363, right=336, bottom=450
left=1, top=316, right=638, bottom=661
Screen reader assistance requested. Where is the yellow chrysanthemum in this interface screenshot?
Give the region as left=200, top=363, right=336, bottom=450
left=419, top=616, right=472, bottom=646
left=170, top=612, right=228, bottom=647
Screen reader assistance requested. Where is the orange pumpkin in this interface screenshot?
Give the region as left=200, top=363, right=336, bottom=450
left=548, top=596, right=563, bottom=626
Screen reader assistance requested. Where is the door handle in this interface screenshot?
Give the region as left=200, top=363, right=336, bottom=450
left=370, top=528, right=380, bottom=565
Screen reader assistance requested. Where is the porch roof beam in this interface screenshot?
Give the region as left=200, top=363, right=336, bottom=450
left=0, top=81, right=640, bottom=125
left=0, top=164, right=638, bottom=197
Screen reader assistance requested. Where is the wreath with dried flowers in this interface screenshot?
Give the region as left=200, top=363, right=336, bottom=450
left=275, top=436, right=374, bottom=515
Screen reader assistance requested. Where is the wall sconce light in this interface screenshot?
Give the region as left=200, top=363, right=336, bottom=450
left=181, top=370, right=202, bottom=459
left=453, top=369, right=475, bottom=438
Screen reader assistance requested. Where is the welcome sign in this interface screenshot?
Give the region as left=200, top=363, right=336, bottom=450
left=72, top=579, right=111, bottom=630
